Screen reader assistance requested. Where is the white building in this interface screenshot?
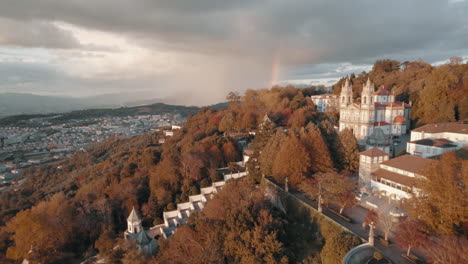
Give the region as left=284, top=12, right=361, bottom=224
left=310, top=94, right=338, bottom=112
left=339, top=78, right=411, bottom=142
left=358, top=148, right=390, bottom=188
left=146, top=170, right=247, bottom=240
left=365, top=154, right=434, bottom=200
left=407, top=122, right=468, bottom=157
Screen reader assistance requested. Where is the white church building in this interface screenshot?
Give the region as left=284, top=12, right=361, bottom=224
left=339, top=78, right=411, bottom=153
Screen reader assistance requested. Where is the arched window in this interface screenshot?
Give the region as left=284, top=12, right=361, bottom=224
left=371, top=96, right=373, bottom=103
left=342, top=96, right=345, bottom=103
left=363, top=96, right=367, bottom=104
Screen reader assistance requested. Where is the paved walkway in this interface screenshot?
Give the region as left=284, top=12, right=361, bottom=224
left=267, top=178, right=420, bottom=264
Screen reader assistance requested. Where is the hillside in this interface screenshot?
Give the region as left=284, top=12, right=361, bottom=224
left=0, top=103, right=215, bottom=127
left=0, top=59, right=466, bottom=263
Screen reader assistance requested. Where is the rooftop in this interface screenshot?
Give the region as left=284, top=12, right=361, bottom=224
left=360, top=148, right=390, bottom=157
left=380, top=154, right=434, bottom=174
left=409, top=138, right=457, bottom=148
left=374, top=87, right=392, bottom=96
left=373, top=168, right=417, bottom=187
left=310, top=94, right=338, bottom=99
left=412, top=122, right=468, bottom=135
left=127, top=207, right=141, bottom=222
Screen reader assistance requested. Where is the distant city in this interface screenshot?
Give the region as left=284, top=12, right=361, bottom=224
left=0, top=113, right=182, bottom=190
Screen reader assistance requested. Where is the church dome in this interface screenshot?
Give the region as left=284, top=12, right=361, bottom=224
left=394, top=115, right=406, bottom=124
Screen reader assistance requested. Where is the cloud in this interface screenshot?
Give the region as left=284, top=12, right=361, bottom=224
left=0, top=18, right=81, bottom=49
left=0, top=0, right=467, bottom=105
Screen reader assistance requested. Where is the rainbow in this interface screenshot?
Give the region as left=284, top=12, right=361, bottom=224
left=269, top=53, right=280, bottom=87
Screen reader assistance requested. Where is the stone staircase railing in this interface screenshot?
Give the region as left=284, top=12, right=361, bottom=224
left=149, top=170, right=247, bottom=239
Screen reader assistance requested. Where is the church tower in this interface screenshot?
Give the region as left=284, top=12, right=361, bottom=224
left=358, top=148, right=389, bottom=189
left=361, top=78, right=375, bottom=109
left=340, top=77, right=353, bottom=108
left=127, top=207, right=143, bottom=234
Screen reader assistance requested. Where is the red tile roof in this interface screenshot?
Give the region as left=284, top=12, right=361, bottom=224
left=374, top=121, right=390, bottom=126
left=394, top=116, right=406, bottom=124
left=360, top=148, right=390, bottom=157
left=375, top=87, right=392, bottom=96
left=412, top=122, right=468, bottom=135
left=373, top=168, right=417, bottom=187
left=380, top=155, right=435, bottom=174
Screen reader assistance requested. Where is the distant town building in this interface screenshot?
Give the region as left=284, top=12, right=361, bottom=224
left=407, top=122, right=468, bottom=157
left=339, top=78, right=411, bottom=153
left=310, top=94, right=338, bottom=112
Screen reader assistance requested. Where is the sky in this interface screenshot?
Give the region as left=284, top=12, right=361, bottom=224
left=0, top=0, right=467, bottom=106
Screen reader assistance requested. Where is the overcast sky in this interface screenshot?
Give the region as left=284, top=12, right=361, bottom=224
left=0, top=0, right=467, bottom=105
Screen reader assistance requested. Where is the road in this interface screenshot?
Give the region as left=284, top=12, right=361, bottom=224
left=266, top=178, right=419, bottom=264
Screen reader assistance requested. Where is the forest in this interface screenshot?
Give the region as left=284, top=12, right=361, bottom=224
left=0, top=58, right=466, bottom=263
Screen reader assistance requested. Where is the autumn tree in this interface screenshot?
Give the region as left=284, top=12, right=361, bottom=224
left=95, top=228, right=117, bottom=257
left=6, top=193, right=74, bottom=263
left=226, top=91, right=241, bottom=105
left=320, top=232, right=361, bottom=264
left=408, top=152, right=466, bottom=235
left=378, top=212, right=395, bottom=242
left=218, top=112, right=235, bottom=132
left=337, top=192, right=356, bottom=215
left=338, top=128, right=359, bottom=172
left=289, top=92, right=305, bottom=110
left=179, top=152, right=204, bottom=185
left=395, top=219, right=426, bottom=257
left=259, top=129, right=285, bottom=176
left=425, top=236, right=468, bottom=264
left=300, top=171, right=354, bottom=213
left=157, top=180, right=289, bottom=264
left=411, top=67, right=459, bottom=125
left=300, top=123, right=333, bottom=173
left=272, top=133, right=310, bottom=186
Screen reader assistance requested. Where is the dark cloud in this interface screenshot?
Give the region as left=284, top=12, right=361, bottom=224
left=0, top=0, right=467, bottom=105
left=0, top=0, right=466, bottom=63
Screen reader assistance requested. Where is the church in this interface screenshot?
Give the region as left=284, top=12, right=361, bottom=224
left=124, top=207, right=157, bottom=254
left=339, top=78, right=411, bottom=152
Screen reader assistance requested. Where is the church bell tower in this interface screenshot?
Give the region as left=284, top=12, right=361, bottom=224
left=340, top=77, right=353, bottom=108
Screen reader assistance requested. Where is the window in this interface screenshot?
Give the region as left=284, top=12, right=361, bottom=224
left=363, top=96, right=367, bottom=104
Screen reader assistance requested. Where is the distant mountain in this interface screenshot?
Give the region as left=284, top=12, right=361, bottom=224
left=0, top=93, right=163, bottom=117
left=0, top=103, right=202, bottom=127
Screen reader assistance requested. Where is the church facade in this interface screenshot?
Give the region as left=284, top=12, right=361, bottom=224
left=339, top=78, right=411, bottom=148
